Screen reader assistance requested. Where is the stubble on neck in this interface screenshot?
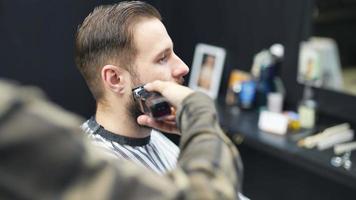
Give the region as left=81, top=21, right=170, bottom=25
left=95, top=95, right=151, bottom=138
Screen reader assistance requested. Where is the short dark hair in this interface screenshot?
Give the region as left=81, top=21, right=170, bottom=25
left=75, top=1, right=161, bottom=101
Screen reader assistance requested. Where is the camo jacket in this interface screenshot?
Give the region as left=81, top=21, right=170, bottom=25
left=0, top=79, right=242, bottom=200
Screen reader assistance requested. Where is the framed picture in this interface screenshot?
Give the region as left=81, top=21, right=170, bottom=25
left=298, top=41, right=323, bottom=88
left=188, top=43, right=226, bottom=99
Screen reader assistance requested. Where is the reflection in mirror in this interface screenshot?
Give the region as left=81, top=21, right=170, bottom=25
left=298, top=37, right=343, bottom=90
left=302, top=0, right=356, bottom=95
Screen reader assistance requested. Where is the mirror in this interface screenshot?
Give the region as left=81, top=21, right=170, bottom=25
left=301, top=0, right=356, bottom=95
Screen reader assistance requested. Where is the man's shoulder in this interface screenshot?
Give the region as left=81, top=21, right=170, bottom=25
left=80, top=117, right=115, bottom=151
left=151, top=130, right=179, bottom=148
left=150, top=130, right=168, bottom=141
left=81, top=116, right=99, bottom=135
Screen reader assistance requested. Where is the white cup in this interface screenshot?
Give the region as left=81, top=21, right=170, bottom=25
left=267, top=92, right=283, bottom=113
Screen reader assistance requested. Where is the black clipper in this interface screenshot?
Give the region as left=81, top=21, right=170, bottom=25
left=132, top=85, right=171, bottom=120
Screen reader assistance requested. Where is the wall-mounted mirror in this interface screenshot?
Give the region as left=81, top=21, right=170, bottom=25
left=305, top=0, right=356, bottom=95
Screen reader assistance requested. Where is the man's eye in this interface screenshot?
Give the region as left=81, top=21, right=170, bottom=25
left=158, top=55, right=168, bottom=64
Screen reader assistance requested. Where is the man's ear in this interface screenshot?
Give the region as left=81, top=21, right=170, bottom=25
left=101, top=65, right=127, bottom=94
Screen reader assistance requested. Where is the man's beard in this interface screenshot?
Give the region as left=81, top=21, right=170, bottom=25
left=128, top=97, right=143, bottom=123
left=127, top=74, right=151, bottom=133
left=126, top=67, right=185, bottom=133
left=127, top=96, right=151, bottom=132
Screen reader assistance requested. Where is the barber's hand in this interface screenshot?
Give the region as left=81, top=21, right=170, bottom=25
left=137, top=80, right=193, bottom=134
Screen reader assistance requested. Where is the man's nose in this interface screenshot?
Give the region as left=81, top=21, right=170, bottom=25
left=172, top=54, right=189, bottom=78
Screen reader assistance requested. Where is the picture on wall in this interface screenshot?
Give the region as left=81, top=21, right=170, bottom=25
left=188, top=43, right=226, bottom=99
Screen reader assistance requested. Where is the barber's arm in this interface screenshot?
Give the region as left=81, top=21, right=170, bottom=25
left=0, top=80, right=242, bottom=200
left=138, top=81, right=243, bottom=199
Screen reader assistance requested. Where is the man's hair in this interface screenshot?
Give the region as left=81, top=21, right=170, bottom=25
left=75, top=1, right=161, bottom=101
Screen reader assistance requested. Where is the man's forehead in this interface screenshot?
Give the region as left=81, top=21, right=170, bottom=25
left=133, top=18, right=172, bottom=57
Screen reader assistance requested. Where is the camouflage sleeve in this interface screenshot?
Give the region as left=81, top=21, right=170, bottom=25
left=0, top=81, right=242, bottom=200
left=172, top=92, right=243, bottom=200
left=0, top=81, right=177, bottom=200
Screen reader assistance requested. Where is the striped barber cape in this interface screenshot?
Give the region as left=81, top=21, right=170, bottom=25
left=81, top=116, right=179, bottom=174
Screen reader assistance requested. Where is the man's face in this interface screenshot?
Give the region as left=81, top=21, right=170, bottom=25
left=131, top=18, right=189, bottom=87
left=127, top=18, right=189, bottom=124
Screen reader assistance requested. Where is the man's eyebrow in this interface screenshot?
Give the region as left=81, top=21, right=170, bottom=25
left=155, top=47, right=171, bottom=59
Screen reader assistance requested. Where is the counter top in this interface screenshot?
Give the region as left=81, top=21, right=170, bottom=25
left=217, top=104, right=356, bottom=190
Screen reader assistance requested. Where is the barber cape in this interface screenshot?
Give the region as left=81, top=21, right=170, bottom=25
left=81, top=117, right=179, bottom=174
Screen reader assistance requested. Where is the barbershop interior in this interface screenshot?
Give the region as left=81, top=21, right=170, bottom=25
left=1, top=0, right=356, bottom=199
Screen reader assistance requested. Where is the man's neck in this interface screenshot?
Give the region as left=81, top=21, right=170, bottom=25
left=95, top=103, right=151, bottom=138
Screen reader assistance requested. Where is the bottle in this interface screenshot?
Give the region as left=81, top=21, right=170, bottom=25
left=238, top=80, right=256, bottom=109
left=298, top=86, right=317, bottom=129
left=254, top=44, right=284, bottom=109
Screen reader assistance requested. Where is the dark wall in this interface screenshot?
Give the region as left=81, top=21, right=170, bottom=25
left=1, top=0, right=312, bottom=118
left=157, top=0, right=313, bottom=101
left=0, top=0, right=100, bottom=117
